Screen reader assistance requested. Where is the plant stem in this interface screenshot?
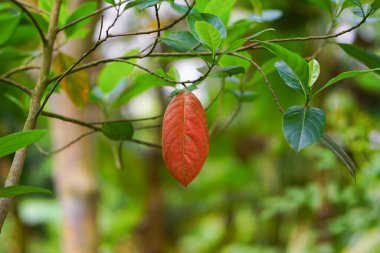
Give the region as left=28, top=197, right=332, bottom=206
left=0, top=0, right=62, bottom=233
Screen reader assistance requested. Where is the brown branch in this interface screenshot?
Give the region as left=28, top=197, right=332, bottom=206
left=0, top=77, right=32, bottom=95
left=232, top=53, right=284, bottom=113
left=90, top=114, right=163, bottom=125
left=129, top=139, right=162, bottom=149
left=11, top=0, right=47, bottom=44
left=108, top=0, right=195, bottom=38
left=144, top=4, right=161, bottom=56
left=2, top=66, right=40, bottom=78
left=40, top=111, right=101, bottom=131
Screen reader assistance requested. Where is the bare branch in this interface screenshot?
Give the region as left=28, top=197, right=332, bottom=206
left=129, top=139, right=162, bottom=149
left=2, top=66, right=40, bottom=78
left=90, top=114, right=163, bottom=125
left=11, top=0, right=47, bottom=44
left=0, top=77, right=32, bottom=96
left=41, top=111, right=102, bottom=131
left=143, top=4, right=161, bottom=56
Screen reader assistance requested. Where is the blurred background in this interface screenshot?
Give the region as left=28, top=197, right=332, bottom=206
left=1, top=0, right=380, bottom=252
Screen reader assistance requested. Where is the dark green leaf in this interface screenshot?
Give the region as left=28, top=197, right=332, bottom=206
left=371, top=0, right=380, bottom=12
left=187, top=13, right=227, bottom=43
left=0, top=185, right=52, bottom=198
left=314, top=67, right=380, bottom=95
left=64, top=1, right=97, bottom=38
left=124, top=0, right=160, bottom=11
left=197, top=65, right=245, bottom=77
left=195, top=21, right=222, bottom=53
left=248, top=10, right=283, bottom=22
left=169, top=2, right=196, bottom=15
left=102, top=122, right=134, bottom=141
left=0, top=130, right=46, bottom=158
left=320, top=134, right=356, bottom=181
left=0, top=11, right=21, bottom=46
left=261, top=41, right=310, bottom=95
left=283, top=106, right=326, bottom=151
left=275, top=60, right=304, bottom=95
left=338, top=43, right=380, bottom=75
left=160, top=31, right=204, bottom=52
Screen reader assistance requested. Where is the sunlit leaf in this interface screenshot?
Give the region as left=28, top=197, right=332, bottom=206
left=0, top=130, right=46, bottom=158
left=187, top=13, right=227, bottom=42
left=195, top=21, right=222, bottom=54
left=275, top=60, right=304, bottom=95
left=308, top=59, right=320, bottom=88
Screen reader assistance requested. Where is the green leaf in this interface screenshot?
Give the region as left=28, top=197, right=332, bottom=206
left=64, top=1, right=97, bottom=38
left=54, top=53, right=90, bottom=107
left=227, top=90, right=258, bottom=102
left=283, top=106, right=326, bottom=151
left=98, top=50, right=138, bottom=93
left=338, top=43, right=380, bottom=75
left=314, top=67, right=380, bottom=95
left=195, top=21, right=222, bottom=54
left=0, top=130, right=46, bottom=158
left=113, top=70, right=172, bottom=107
left=204, top=0, right=237, bottom=20
left=124, top=0, right=161, bottom=11
left=197, top=65, right=245, bottom=77
left=169, top=2, right=196, bottom=15
left=275, top=60, right=304, bottom=95
left=308, top=0, right=333, bottom=13
left=187, top=13, right=227, bottom=43
left=371, top=0, right=380, bottom=12
left=160, top=31, right=204, bottom=52
left=248, top=10, right=283, bottom=22
left=261, top=41, right=310, bottom=95
left=308, top=59, right=320, bottom=88
left=102, top=122, right=134, bottom=141
left=104, top=0, right=115, bottom=5
left=0, top=11, right=21, bottom=46
left=225, top=28, right=275, bottom=53
left=0, top=185, right=52, bottom=198
left=320, top=134, right=356, bottom=181
left=38, top=0, right=53, bottom=13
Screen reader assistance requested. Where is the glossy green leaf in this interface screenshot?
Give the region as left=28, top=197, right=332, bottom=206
left=248, top=10, right=283, bottom=22
left=169, top=2, right=196, bottom=15
left=261, top=41, right=310, bottom=94
left=0, top=130, right=46, bottom=158
left=160, top=31, right=204, bottom=52
left=0, top=185, right=52, bottom=198
left=283, top=106, right=326, bottom=151
left=195, top=21, right=221, bottom=54
left=314, top=67, right=380, bottom=95
left=338, top=43, right=380, bottom=75
left=275, top=60, right=304, bottom=95
left=64, top=1, right=97, bottom=38
left=187, top=13, right=227, bottom=43
left=102, top=122, right=134, bottom=141
left=204, top=0, right=237, bottom=19
left=320, top=134, right=356, bottom=181
left=124, top=0, right=160, bottom=11
left=0, top=11, right=21, bottom=46
left=308, top=59, right=320, bottom=88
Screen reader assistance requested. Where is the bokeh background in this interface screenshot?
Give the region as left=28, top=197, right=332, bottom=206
left=1, top=0, right=380, bottom=252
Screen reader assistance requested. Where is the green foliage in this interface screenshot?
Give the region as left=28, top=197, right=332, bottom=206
left=0, top=9, right=21, bottom=46
left=0, top=185, right=52, bottom=198
left=187, top=13, right=227, bottom=44
left=0, top=130, right=46, bottom=158
left=102, top=122, right=134, bottom=141
left=64, top=1, right=97, bottom=38
left=195, top=21, right=222, bottom=54
left=283, top=106, right=326, bottom=151
left=124, top=0, right=162, bottom=11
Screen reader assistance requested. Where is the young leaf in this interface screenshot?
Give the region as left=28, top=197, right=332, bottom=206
left=0, top=185, right=52, bottom=198
left=275, top=60, right=304, bottom=95
left=187, top=13, right=227, bottom=43
left=320, top=134, right=356, bottom=180
left=308, top=59, right=320, bottom=88
left=314, top=67, right=380, bottom=95
left=261, top=41, right=310, bottom=95
left=283, top=106, right=326, bottom=151
left=0, top=130, right=46, bottom=158
left=102, top=122, right=134, bottom=141
left=195, top=21, right=222, bottom=54
left=338, top=43, right=380, bottom=75
left=225, top=28, right=275, bottom=53
left=0, top=11, right=21, bottom=46
left=54, top=53, right=90, bottom=107
left=162, top=90, right=209, bottom=186
left=64, top=1, right=97, bottom=38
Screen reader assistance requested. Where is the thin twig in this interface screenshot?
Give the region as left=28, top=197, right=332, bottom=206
left=90, top=114, right=163, bottom=125
left=144, top=4, right=161, bottom=56
left=14, top=0, right=49, bottom=15
left=0, top=77, right=32, bottom=95
left=36, top=130, right=97, bottom=155
left=41, top=111, right=102, bottom=131
left=108, top=0, right=195, bottom=38
left=11, top=0, right=46, bottom=44
left=134, top=124, right=162, bottom=130
left=129, top=139, right=162, bottom=149
left=232, top=53, right=284, bottom=113
left=2, top=66, right=40, bottom=78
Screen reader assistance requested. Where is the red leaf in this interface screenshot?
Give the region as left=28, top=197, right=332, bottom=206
left=162, top=90, right=209, bottom=186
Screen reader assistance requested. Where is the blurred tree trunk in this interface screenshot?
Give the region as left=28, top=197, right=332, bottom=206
left=51, top=1, right=100, bottom=253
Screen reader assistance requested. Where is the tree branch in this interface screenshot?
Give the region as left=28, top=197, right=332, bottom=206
left=41, top=111, right=102, bottom=131
left=0, top=77, right=32, bottom=95
left=2, top=66, right=40, bottom=78
left=11, top=0, right=47, bottom=44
